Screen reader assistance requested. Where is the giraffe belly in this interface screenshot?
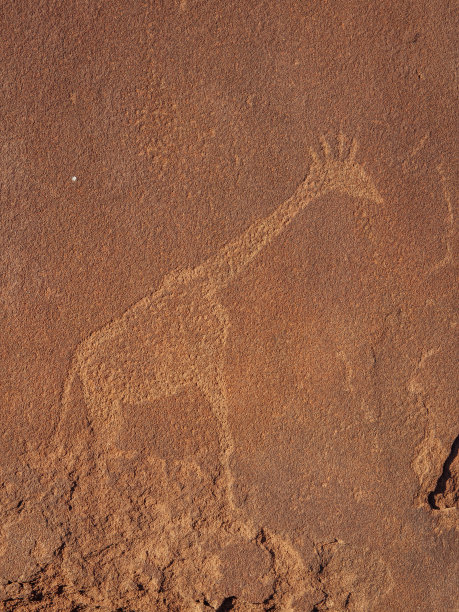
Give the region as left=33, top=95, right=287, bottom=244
left=77, top=288, right=228, bottom=406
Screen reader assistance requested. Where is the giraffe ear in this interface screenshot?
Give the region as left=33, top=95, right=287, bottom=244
left=309, top=146, right=321, bottom=165
left=337, top=132, right=359, bottom=163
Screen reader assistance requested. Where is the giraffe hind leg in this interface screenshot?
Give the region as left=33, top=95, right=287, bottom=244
left=199, top=370, right=261, bottom=541
left=199, top=372, right=238, bottom=510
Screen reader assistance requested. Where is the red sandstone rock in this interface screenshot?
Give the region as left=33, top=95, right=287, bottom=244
left=0, top=1, right=457, bottom=610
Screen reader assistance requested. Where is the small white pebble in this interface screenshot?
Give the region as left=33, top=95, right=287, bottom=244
left=71, top=176, right=77, bottom=182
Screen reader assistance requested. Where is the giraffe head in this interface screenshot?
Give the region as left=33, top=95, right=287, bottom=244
left=306, top=133, right=383, bottom=205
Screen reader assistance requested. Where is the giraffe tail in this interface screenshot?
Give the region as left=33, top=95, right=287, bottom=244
left=50, top=355, right=80, bottom=465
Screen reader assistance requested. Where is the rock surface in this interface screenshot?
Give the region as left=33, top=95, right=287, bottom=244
left=0, top=1, right=457, bottom=610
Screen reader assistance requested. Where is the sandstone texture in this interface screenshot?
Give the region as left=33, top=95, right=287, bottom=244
left=0, top=1, right=457, bottom=610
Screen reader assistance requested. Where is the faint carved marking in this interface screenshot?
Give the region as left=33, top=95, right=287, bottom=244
left=336, top=349, right=355, bottom=395
left=407, top=347, right=440, bottom=397
left=409, top=132, right=430, bottom=160
left=401, top=131, right=430, bottom=172
left=54, top=132, right=383, bottom=608
left=431, top=161, right=455, bottom=272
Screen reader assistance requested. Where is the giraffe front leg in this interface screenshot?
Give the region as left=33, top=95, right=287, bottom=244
left=198, top=369, right=238, bottom=514
left=93, top=397, right=122, bottom=462
left=81, top=382, right=123, bottom=484
left=199, top=369, right=259, bottom=541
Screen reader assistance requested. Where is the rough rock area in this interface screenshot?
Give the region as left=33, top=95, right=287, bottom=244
left=0, top=1, right=457, bottom=610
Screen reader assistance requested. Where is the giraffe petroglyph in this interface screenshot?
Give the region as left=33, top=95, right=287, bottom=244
left=54, top=132, right=383, bottom=608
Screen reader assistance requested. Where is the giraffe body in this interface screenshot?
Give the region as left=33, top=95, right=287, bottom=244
left=59, top=132, right=382, bottom=443
left=55, top=133, right=383, bottom=608
left=75, top=277, right=226, bottom=406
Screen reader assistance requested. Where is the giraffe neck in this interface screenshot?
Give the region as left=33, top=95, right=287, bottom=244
left=196, top=175, right=324, bottom=288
